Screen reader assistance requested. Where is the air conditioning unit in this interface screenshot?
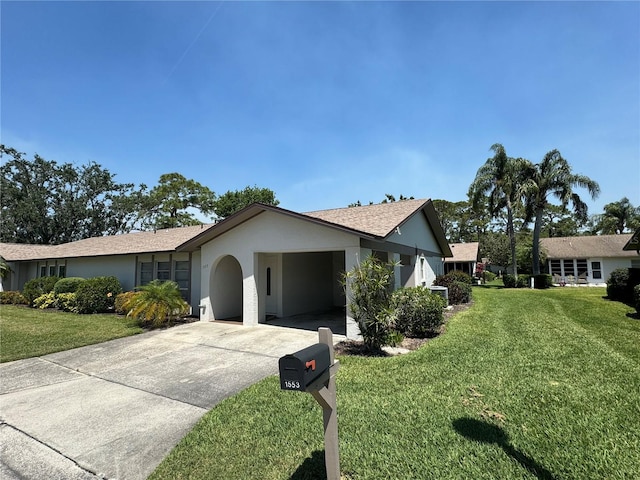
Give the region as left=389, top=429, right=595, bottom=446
left=428, top=286, right=448, bottom=306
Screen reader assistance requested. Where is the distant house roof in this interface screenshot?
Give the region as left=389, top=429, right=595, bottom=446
left=623, top=228, right=640, bottom=253
left=0, top=224, right=215, bottom=261
left=180, top=199, right=453, bottom=257
left=445, top=242, right=480, bottom=263
left=541, top=234, right=636, bottom=259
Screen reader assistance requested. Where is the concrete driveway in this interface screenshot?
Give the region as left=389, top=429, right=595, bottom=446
left=0, top=321, right=341, bottom=480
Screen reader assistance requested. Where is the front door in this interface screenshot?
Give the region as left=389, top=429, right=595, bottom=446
left=265, top=254, right=278, bottom=316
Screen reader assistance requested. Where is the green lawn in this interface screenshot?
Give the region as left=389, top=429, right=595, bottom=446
left=0, top=305, right=143, bottom=362
left=150, top=287, right=640, bottom=480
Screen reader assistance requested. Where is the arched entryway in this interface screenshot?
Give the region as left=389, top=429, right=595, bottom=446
left=211, top=255, right=243, bottom=321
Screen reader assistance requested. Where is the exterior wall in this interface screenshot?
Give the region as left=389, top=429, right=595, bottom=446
left=387, top=212, right=440, bottom=254
left=66, top=256, right=136, bottom=290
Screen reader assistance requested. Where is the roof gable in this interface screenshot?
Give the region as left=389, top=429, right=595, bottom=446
left=623, top=228, right=640, bottom=253
left=181, top=199, right=452, bottom=256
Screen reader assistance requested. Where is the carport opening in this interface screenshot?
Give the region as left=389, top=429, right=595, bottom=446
left=264, top=251, right=346, bottom=335
left=211, top=255, right=242, bottom=321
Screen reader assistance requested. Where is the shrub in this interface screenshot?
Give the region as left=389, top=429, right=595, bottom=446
left=606, top=268, right=631, bottom=303
left=516, top=274, right=531, bottom=289
left=342, top=255, right=397, bottom=350
left=391, top=287, right=446, bottom=338
left=53, top=277, right=86, bottom=295
left=534, top=274, right=553, bottom=289
left=634, top=284, right=640, bottom=315
left=433, top=272, right=472, bottom=305
left=115, top=291, right=140, bottom=315
left=75, top=276, right=122, bottom=314
left=56, top=292, right=79, bottom=313
left=33, top=292, right=57, bottom=309
left=502, top=274, right=516, bottom=288
left=483, top=271, right=496, bottom=282
left=0, top=291, right=28, bottom=305
left=122, top=280, right=189, bottom=328
left=442, top=270, right=474, bottom=285
left=23, top=276, right=60, bottom=305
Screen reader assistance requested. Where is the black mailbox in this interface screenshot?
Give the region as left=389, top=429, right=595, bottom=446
left=279, top=343, right=331, bottom=392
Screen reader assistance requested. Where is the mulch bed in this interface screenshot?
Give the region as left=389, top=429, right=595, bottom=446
left=333, top=301, right=473, bottom=357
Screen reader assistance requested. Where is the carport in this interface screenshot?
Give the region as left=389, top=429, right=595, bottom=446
left=179, top=200, right=452, bottom=339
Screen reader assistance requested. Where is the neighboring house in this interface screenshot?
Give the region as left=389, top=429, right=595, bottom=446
left=444, top=242, right=480, bottom=277
left=540, top=234, right=637, bottom=286
left=0, top=199, right=451, bottom=338
left=0, top=225, right=212, bottom=308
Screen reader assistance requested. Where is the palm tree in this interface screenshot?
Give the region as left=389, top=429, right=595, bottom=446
left=596, top=197, right=640, bottom=234
left=522, top=150, right=600, bottom=275
left=122, top=280, right=190, bottom=328
left=468, top=144, right=529, bottom=278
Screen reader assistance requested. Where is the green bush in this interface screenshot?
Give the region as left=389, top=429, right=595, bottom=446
left=75, top=276, right=122, bottom=314
left=115, top=291, right=140, bottom=315
left=483, top=271, right=496, bottom=282
left=53, top=277, right=86, bottom=295
left=534, top=274, right=553, bottom=289
left=0, top=291, right=28, bottom=305
left=516, top=274, right=531, bottom=288
left=122, top=281, right=189, bottom=328
left=391, top=287, right=446, bottom=338
left=502, top=274, right=516, bottom=288
left=342, top=255, right=397, bottom=350
left=634, top=284, right=640, bottom=315
left=23, top=276, right=60, bottom=305
left=433, top=273, right=472, bottom=305
left=606, top=268, right=631, bottom=303
left=442, top=270, right=474, bottom=285
left=33, top=292, right=57, bottom=309
left=56, top=292, right=79, bottom=313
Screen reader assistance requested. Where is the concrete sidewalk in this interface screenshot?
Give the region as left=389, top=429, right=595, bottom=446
left=0, top=321, right=340, bottom=480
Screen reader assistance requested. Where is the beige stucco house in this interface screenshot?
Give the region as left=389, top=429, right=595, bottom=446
left=540, top=234, right=638, bottom=285
left=0, top=199, right=452, bottom=338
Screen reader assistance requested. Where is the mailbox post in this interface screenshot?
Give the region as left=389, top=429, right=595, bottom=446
left=278, top=327, right=340, bottom=480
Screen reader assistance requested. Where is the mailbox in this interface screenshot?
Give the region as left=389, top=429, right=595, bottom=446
left=279, top=343, right=331, bottom=392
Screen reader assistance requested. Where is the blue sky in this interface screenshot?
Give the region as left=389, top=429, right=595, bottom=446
left=2, top=1, right=638, bottom=218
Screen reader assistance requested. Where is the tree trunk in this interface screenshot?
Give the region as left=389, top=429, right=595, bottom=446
left=532, top=207, right=544, bottom=275
left=506, top=202, right=518, bottom=279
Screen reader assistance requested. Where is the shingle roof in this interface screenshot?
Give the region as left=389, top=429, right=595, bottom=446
left=0, top=224, right=215, bottom=261
left=540, top=234, right=636, bottom=259
left=304, top=198, right=429, bottom=238
left=445, top=242, right=480, bottom=263
left=1, top=199, right=453, bottom=262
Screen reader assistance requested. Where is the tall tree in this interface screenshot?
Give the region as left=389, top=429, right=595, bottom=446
left=1, top=145, right=143, bottom=244
left=143, top=173, right=216, bottom=229
left=592, top=197, right=640, bottom=234
left=468, top=144, right=528, bottom=278
left=214, top=185, right=279, bottom=219
left=522, top=150, right=600, bottom=275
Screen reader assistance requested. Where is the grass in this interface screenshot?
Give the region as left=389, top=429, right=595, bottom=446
left=0, top=305, right=143, bottom=362
left=149, top=287, right=640, bottom=480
